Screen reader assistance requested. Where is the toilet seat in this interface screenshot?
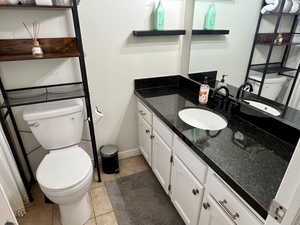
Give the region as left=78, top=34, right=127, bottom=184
left=37, top=146, right=92, bottom=192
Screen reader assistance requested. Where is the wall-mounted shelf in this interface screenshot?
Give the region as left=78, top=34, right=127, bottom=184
left=133, top=30, right=186, bottom=37
left=250, top=63, right=297, bottom=74
left=255, top=33, right=300, bottom=46
left=0, top=4, right=72, bottom=9
left=192, top=29, right=230, bottom=35
left=0, top=38, right=79, bottom=62
left=2, top=82, right=85, bottom=108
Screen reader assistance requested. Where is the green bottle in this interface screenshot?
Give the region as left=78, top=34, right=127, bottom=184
left=204, top=4, right=216, bottom=30
left=153, top=1, right=165, bottom=30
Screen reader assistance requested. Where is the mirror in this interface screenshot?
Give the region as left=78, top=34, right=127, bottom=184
left=189, top=0, right=300, bottom=112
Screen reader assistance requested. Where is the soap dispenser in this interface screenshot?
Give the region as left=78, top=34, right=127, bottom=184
left=199, top=76, right=210, bottom=105
left=217, top=75, right=228, bottom=95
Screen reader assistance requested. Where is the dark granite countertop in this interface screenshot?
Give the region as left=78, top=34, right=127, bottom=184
left=134, top=76, right=295, bottom=219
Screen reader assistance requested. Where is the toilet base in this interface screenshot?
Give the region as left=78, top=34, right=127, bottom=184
left=59, top=193, right=92, bottom=225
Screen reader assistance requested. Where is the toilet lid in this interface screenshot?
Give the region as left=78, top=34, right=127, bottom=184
left=36, top=146, right=92, bottom=190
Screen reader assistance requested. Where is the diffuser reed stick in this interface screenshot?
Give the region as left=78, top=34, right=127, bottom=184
left=23, top=22, right=44, bottom=58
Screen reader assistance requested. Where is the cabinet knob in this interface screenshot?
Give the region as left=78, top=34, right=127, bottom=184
left=146, top=129, right=150, bottom=133
left=203, top=202, right=210, bottom=210
left=150, top=135, right=155, bottom=139
left=139, top=110, right=146, bottom=116
left=192, top=189, right=199, bottom=195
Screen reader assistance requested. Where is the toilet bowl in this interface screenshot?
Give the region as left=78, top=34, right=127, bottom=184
left=249, top=74, right=287, bottom=100
left=23, top=99, right=93, bottom=225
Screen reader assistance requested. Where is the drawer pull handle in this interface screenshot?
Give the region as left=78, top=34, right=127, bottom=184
left=219, top=199, right=240, bottom=220
left=192, top=189, right=200, bottom=195
left=203, top=202, right=210, bottom=210
left=139, top=110, right=146, bottom=116
left=146, top=129, right=150, bottom=133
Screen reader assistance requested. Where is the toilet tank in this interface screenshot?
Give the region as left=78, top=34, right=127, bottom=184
left=23, top=99, right=84, bottom=150
left=249, top=74, right=287, bottom=100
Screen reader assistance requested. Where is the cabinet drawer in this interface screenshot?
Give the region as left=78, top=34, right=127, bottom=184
left=153, top=115, right=173, bottom=147
left=205, top=170, right=263, bottom=225
left=173, top=136, right=207, bottom=184
left=137, top=101, right=152, bottom=125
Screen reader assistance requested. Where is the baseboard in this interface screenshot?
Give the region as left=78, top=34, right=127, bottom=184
left=118, top=148, right=141, bottom=159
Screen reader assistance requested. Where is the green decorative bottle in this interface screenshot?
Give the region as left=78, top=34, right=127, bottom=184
left=204, top=4, right=216, bottom=30
left=153, top=1, right=165, bottom=30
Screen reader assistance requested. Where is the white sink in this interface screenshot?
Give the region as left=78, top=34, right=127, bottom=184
left=244, top=100, right=281, bottom=116
left=178, top=108, right=228, bottom=131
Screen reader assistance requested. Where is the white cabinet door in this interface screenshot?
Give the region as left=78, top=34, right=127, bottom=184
left=171, top=155, right=204, bottom=225
left=138, top=116, right=152, bottom=166
left=199, top=193, right=235, bottom=225
left=152, top=130, right=172, bottom=193
left=0, top=184, right=18, bottom=225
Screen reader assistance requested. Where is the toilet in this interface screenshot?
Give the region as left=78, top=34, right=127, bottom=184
left=23, top=99, right=93, bottom=225
left=249, top=74, right=287, bottom=100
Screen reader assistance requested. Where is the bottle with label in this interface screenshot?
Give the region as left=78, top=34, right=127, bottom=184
left=153, top=0, right=165, bottom=30
left=204, top=3, right=216, bottom=30
left=199, top=76, right=210, bottom=105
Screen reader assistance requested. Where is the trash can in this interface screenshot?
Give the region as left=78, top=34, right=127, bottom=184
left=100, top=145, right=119, bottom=174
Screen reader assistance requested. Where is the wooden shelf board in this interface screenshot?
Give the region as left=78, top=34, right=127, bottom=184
left=0, top=52, right=80, bottom=62
left=0, top=37, right=79, bottom=61
left=0, top=4, right=72, bottom=9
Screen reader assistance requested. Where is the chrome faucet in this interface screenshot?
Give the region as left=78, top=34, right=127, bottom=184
left=236, top=82, right=253, bottom=101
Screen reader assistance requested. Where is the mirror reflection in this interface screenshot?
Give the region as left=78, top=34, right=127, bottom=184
left=189, top=0, right=300, bottom=113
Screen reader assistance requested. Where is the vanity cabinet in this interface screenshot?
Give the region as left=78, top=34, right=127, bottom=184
left=136, top=99, right=263, bottom=225
left=199, top=193, right=236, bottom=225
left=138, top=116, right=152, bottom=166
left=152, top=130, right=172, bottom=193
left=171, top=155, right=204, bottom=225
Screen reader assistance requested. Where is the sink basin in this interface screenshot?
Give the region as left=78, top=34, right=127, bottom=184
left=244, top=100, right=281, bottom=116
left=178, top=108, right=228, bottom=131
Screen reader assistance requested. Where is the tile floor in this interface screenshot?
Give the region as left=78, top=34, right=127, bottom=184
left=18, top=155, right=149, bottom=225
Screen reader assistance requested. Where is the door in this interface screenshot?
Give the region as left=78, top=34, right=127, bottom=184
left=171, top=155, right=204, bottom=225
left=199, top=193, right=235, bottom=225
left=265, top=140, right=300, bottom=225
left=152, top=130, right=172, bottom=193
left=0, top=184, right=18, bottom=225
left=138, top=116, right=152, bottom=166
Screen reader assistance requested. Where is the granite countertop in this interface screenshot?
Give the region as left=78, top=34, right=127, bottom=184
left=135, top=81, right=294, bottom=219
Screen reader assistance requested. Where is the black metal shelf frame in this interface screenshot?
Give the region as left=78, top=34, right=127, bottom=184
left=0, top=0, right=101, bottom=201
left=245, top=0, right=300, bottom=114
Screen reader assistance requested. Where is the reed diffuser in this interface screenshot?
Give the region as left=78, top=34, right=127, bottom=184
left=23, top=22, right=44, bottom=58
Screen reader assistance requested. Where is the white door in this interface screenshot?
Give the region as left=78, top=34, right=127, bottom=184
left=152, top=130, right=172, bottom=193
left=265, top=140, right=300, bottom=225
left=138, top=116, right=152, bottom=166
left=0, top=184, right=18, bottom=225
left=171, top=155, right=204, bottom=225
left=198, top=193, right=235, bottom=225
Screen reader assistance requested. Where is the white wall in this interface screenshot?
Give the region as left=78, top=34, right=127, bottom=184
left=0, top=0, right=185, bottom=178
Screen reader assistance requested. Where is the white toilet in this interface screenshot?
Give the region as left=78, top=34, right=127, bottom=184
left=23, top=99, right=93, bottom=225
left=249, top=74, right=287, bottom=100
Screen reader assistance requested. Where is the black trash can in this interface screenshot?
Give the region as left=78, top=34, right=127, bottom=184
left=100, top=145, right=119, bottom=174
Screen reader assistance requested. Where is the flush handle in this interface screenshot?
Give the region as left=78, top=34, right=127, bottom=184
left=28, top=122, right=39, bottom=128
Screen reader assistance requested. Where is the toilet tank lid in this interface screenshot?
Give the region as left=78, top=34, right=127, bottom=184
left=250, top=74, right=287, bottom=84
left=23, top=99, right=83, bottom=121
